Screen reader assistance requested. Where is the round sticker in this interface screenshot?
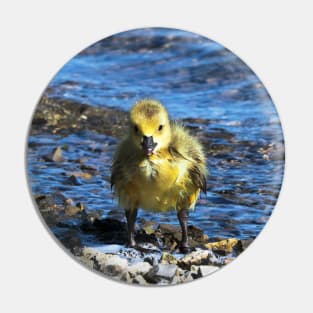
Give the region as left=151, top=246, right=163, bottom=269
left=27, top=27, right=284, bottom=286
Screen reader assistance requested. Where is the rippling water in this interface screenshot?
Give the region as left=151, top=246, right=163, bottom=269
left=28, top=28, right=284, bottom=240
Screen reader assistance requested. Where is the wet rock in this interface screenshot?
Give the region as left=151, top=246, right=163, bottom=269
left=30, top=96, right=129, bottom=137
left=145, top=264, right=178, bottom=283
left=76, top=202, right=85, bottom=211
left=65, top=198, right=75, bottom=206
left=153, top=222, right=211, bottom=251
left=67, top=175, right=82, bottom=186
left=222, top=258, right=235, bottom=265
left=82, top=248, right=128, bottom=276
left=82, top=210, right=103, bottom=224
left=240, top=238, right=254, bottom=250
left=102, top=263, right=128, bottom=277
left=182, top=272, right=195, bottom=283
left=178, top=249, right=217, bottom=270
left=52, top=146, right=64, bottom=162
left=142, top=220, right=157, bottom=235
left=64, top=199, right=85, bottom=217
left=120, top=271, right=132, bottom=283
left=82, top=247, right=102, bottom=260
left=188, top=225, right=209, bottom=244
left=156, top=224, right=182, bottom=250
left=143, top=256, right=158, bottom=266
left=79, top=164, right=98, bottom=173
left=80, top=218, right=127, bottom=244
left=79, top=256, right=95, bottom=268
left=61, top=231, right=83, bottom=256
left=70, top=171, right=93, bottom=180
left=158, top=223, right=181, bottom=234
left=204, top=238, right=241, bottom=254
left=159, top=252, right=178, bottom=265
left=153, top=263, right=178, bottom=279
left=189, top=265, right=201, bottom=279
left=132, top=275, right=148, bottom=285
left=34, top=194, right=64, bottom=226
left=199, top=265, right=219, bottom=277
left=127, top=262, right=152, bottom=277
left=64, top=205, right=81, bottom=217
left=136, top=242, right=160, bottom=254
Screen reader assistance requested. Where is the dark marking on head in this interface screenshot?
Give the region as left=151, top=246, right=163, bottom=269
left=140, top=104, right=161, bottom=119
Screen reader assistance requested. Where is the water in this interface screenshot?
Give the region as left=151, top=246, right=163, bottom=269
left=28, top=28, right=284, bottom=240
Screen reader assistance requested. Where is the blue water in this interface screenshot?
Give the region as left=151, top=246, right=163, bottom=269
left=28, top=28, right=284, bottom=240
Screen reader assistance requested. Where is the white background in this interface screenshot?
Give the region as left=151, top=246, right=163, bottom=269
left=1, top=1, right=312, bottom=312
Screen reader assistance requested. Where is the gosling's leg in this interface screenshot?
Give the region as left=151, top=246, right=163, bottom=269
left=125, top=208, right=138, bottom=248
left=177, top=208, right=191, bottom=253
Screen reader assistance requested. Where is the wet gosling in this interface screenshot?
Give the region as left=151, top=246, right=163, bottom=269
left=111, top=99, right=208, bottom=253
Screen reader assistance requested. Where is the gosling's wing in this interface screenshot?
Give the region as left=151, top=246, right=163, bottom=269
left=170, top=123, right=208, bottom=193
left=188, top=161, right=207, bottom=193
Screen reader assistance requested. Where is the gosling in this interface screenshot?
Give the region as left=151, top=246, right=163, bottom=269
left=111, top=99, right=208, bottom=253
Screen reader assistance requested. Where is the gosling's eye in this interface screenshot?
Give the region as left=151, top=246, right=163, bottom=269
left=134, top=125, right=139, bottom=133
left=158, top=125, right=163, bottom=131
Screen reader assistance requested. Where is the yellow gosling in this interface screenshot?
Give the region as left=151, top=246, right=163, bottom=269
left=111, top=99, right=208, bottom=252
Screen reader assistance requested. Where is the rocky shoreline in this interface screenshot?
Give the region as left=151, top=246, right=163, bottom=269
left=35, top=194, right=253, bottom=285
left=30, top=95, right=284, bottom=161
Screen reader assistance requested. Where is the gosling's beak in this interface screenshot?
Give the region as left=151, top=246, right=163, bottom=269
left=141, top=136, right=157, bottom=156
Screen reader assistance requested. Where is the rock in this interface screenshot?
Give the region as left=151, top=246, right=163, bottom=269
left=143, top=256, right=158, bottom=266
left=98, top=255, right=128, bottom=276
left=76, top=202, right=85, bottom=211
left=188, top=225, right=209, bottom=243
left=82, top=247, right=102, bottom=259
left=182, top=272, right=195, bottom=283
left=80, top=218, right=128, bottom=244
left=60, top=230, right=82, bottom=256
left=120, top=271, right=132, bottom=283
left=70, top=171, right=93, bottom=180
left=64, top=200, right=84, bottom=217
left=34, top=194, right=64, bottom=226
left=132, top=275, right=148, bottom=285
left=157, top=223, right=182, bottom=250
left=145, top=264, right=178, bottom=283
left=190, top=265, right=201, bottom=279
left=199, top=265, right=219, bottom=277
left=136, top=242, right=160, bottom=253
left=178, top=249, right=217, bottom=270
left=65, top=198, right=75, bottom=206
left=80, top=164, right=97, bottom=172
left=204, top=238, right=241, bottom=254
left=79, top=256, right=95, bottom=268
left=52, top=146, right=64, bottom=162
left=142, top=220, right=157, bottom=235
left=171, top=275, right=182, bottom=285
left=127, top=262, right=152, bottom=277
left=158, top=223, right=181, bottom=234
left=222, top=258, right=234, bottom=265
left=240, top=238, right=254, bottom=250
left=67, top=175, right=82, bottom=185
left=64, top=205, right=81, bottom=216
left=159, top=252, right=178, bottom=265
left=81, top=248, right=128, bottom=276
left=31, top=96, right=129, bottom=137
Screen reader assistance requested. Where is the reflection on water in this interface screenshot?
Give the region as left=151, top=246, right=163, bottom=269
left=28, top=28, right=284, bottom=240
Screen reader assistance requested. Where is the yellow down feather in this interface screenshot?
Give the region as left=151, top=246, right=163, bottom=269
left=111, top=99, right=208, bottom=212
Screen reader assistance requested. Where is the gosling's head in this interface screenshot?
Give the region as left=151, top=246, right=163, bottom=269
left=129, top=99, right=171, bottom=157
